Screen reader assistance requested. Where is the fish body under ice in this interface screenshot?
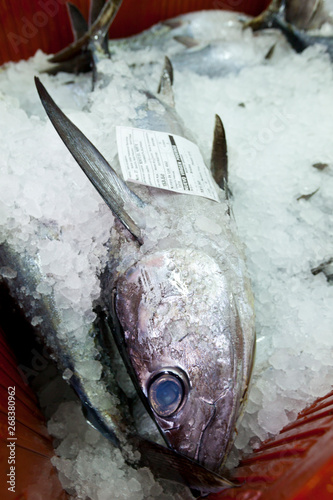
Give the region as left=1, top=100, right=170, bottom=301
left=108, top=10, right=251, bottom=52
left=47, top=7, right=279, bottom=80
left=109, top=10, right=279, bottom=78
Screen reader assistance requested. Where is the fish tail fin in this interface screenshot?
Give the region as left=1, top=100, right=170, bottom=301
left=244, top=0, right=310, bottom=54
left=243, top=0, right=286, bottom=31
left=67, top=2, right=89, bottom=41
left=89, top=0, right=111, bottom=55
left=269, top=16, right=310, bottom=53
left=48, top=0, right=122, bottom=68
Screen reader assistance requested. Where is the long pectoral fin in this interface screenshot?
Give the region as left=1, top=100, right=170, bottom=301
left=128, top=435, right=238, bottom=496
left=35, top=77, right=145, bottom=243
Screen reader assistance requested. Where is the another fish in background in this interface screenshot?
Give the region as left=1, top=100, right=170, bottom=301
left=46, top=2, right=279, bottom=80
left=245, top=0, right=333, bottom=59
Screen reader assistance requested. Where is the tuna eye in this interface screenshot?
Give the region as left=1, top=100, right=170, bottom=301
left=148, top=372, right=184, bottom=417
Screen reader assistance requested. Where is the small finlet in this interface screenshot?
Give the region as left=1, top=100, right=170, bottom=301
left=174, top=35, right=200, bottom=49
left=210, top=114, right=228, bottom=193
left=157, top=56, right=175, bottom=107
left=67, top=3, right=88, bottom=41
left=35, top=77, right=145, bottom=244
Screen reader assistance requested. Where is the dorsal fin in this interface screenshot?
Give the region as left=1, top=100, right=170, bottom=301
left=210, top=114, right=228, bottom=193
left=67, top=3, right=88, bottom=41
left=35, top=77, right=145, bottom=244
left=157, top=56, right=175, bottom=107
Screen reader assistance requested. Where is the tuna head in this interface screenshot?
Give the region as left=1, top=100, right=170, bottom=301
left=114, top=247, right=245, bottom=472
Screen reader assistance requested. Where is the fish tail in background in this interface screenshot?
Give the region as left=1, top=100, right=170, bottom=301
left=89, top=0, right=111, bottom=54
left=45, top=0, right=123, bottom=76
left=269, top=15, right=312, bottom=52
left=67, top=2, right=89, bottom=40
left=44, top=2, right=92, bottom=75
left=244, top=0, right=333, bottom=56
left=34, top=77, right=145, bottom=244
left=243, top=0, right=286, bottom=31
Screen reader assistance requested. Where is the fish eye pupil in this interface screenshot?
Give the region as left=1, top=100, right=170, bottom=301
left=156, top=379, right=179, bottom=406
left=148, top=372, right=185, bottom=417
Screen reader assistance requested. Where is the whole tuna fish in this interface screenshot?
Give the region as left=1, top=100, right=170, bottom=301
left=31, top=49, right=255, bottom=493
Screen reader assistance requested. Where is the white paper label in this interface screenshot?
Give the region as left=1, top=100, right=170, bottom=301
left=116, top=126, right=219, bottom=202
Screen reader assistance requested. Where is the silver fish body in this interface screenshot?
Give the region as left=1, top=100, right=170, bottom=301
left=170, top=40, right=271, bottom=77
left=111, top=11, right=277, bottom=79
left=108, top=10, right=251, bottom=52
